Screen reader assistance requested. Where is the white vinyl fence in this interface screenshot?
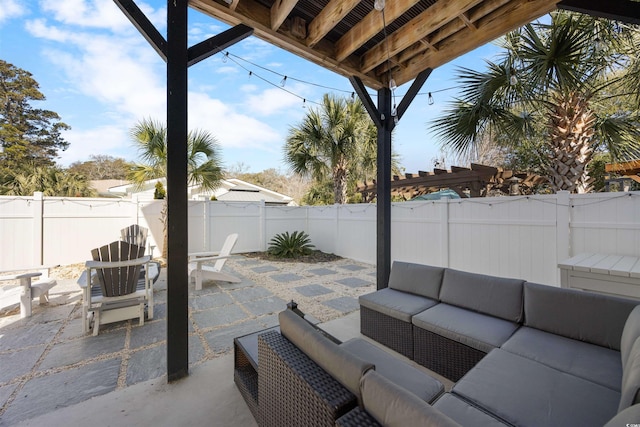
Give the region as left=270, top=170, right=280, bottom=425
left=2, top=191, right=640, bottom=287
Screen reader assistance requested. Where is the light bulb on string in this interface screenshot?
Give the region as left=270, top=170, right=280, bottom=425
left=280, top=76, right=287, bottom=87
left=351, top=92, right=355, bottom=99
left=302, top=99, right=306, bottom=109
left=428, top=92, right=434, bottom=105
left=509, top=74, right=518, bottom=85
left=222, top=52, right=229, bottom=63
left=374, top=0, right=385, bottom=11
left=248, top=71, right=252, bottom=79
left=389, top=78, right=397, bottom=91
left=391, top=104, right=398, bottom=125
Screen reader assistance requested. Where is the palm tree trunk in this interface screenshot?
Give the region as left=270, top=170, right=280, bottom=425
left=334, top=167, right=348, bottom=204
left=547, top=92, right=596, bottom=193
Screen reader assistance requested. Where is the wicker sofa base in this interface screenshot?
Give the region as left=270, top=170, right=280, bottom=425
left=258, top=330, right=357, bottom=427
left=360, top=306, right=413, bottom=359
left=413, top=326, right=487, bottom=382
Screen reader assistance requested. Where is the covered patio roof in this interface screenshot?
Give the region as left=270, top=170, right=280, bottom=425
left=190, top=0, right=640, bottom=89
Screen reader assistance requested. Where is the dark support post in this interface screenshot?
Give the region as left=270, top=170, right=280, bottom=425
left=350, top=70, right=431, bottom=290
left=376, top=87, right=393, bottom=290
left=166, top=0, right=189, bottom=382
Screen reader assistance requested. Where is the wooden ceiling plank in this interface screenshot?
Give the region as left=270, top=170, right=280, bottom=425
left=190, top=0, right=383, bottom=88
left=391, top=0, right=559, bottom=86
left=377, top=0, right=512, bottom=75
left=360, top=0, right=486, bottom=73
left=307, top=0, right=360, bottom=48
left=271, top=0, right=299, bottom=31
left=335, top=0, right=422, bottom=63
left=229, top=0, right=240, bottom=11
left=458, top=12, right=477, bottom=29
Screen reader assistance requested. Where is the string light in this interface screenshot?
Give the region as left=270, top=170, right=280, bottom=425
left=280, top=76, right=287, bottom=87
left=428, top=92, right=434, bottom=105
left=302, top=99, right=306, bottom=108
left=389, top=78, right=397, bottom=91
left=222, top=52, right=229, bottom=63
left=374, top=0, right=385, bottom=11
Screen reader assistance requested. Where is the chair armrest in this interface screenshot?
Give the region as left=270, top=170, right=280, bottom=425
left=0, top=272, right=42, bottom=281
left=85, top=255, right=151, bottom=269
left=189, top=251, right=221, bottom=258
left=189, top=254, right=233, bottom=264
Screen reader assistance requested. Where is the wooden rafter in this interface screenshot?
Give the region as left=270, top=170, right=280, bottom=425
left=189, top=0, right=630, bottom=89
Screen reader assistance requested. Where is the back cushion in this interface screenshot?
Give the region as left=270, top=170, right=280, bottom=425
left=439, top=268, right=524, bottom=322
left=360, top=371, right=460, bottom=427
left=619, top=337, right=640, bottom=412
left=279, top=310, right=373, bottom=398
left=621, top=306, right=640, bottom=370
left=524, top=282, right=638, bottom=350
left=388, top=261, right=444, bottom=300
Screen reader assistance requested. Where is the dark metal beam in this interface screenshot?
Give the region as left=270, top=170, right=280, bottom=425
left=349, top=76, right=382, bottom=128
left=376, top=87, right=393, bottom=290
left=166, top=0, right=189, bottom=382
left=558, top=0, right=640, bottom=25
left=188, top=25, right=254, bottom=67
left=113, top=0, right=167, bottom=61
left=396, top=68, right=431, bottom=121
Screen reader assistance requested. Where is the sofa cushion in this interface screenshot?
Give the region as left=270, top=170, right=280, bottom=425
left=502, top=326, right=622, bottom=391
left=278, top=310, right=373, bottom=398
left=605, top=403, right=640, bottom=426
left=453, top=349, right=620, bottom=427
left=621, top=306, right=640, bottom=371
left=388, top=261, right=444, bottom=300
left=412, top=304, right=519, bottom=353
left=440, top=268, right=524, bottom=322
left=359, top=288, right=438, bottom=323
left=620, top=336, right=640, bottom=411
left=360, top=370, right=460, bottom=427
left=524, top=282, right=637, bottom=350
left=432, top=393, right=509, bottom=427
left=340, top=338, right=443, bottom=403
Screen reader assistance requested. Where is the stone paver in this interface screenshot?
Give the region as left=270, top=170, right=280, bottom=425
left=308, top=268, right=337, bottom=276
left=323, top=296, right=360, bottom=313
left=1, top=358, right=121, bottom=426
left=0, top=346, right=46, bottom=383
left=295, top=284, right=334, bottom=297
left=271, top=273, right=304, bottom=282
left=244, top=297, right=288, bottom=317
left=335, top=277, right=373, bottom=288
left=339, top=264, right=367, bottom=272
left=252, top=265, right=279, bottom=273
left=191, top=304, right=247, bottom=329
left=230, top=286, right=273, bottom=303
left=0, top=255, right=375, bottom=424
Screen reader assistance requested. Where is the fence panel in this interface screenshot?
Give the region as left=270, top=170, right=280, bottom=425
left=391, top=201, right=446, bottom=267
left=0, top=196, right=37, bottom=269
left=206, top=201, right=264, bottom=253
left=307, top=206, right=338, bottom=255
left=264, top=205, right=308, bottom=250
left=334, top=204, right=376, bottom=264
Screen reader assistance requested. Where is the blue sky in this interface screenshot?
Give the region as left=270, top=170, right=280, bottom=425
left=0, top=0, right=506, bottom=174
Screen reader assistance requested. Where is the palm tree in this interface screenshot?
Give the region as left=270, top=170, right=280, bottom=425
left=285, top=94, right=379, bottom=204
left=431, top=11, right=640, bottom=193
left=0, top=166, right=96, bottom=196
left=128, top=118, right=223, bottom=258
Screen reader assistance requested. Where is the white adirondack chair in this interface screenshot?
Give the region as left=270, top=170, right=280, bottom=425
left=188, top=233, right=240, bottom=290
left=78, top=241, right=155, bottom=336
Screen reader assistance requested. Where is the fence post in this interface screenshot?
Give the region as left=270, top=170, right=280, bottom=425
left=334, top=204, right=340, bottom=256
left=203, top=200, right=210, bottom=252
left=440, top=200, right=450, bottom=268
left=556, top=191, right=571, bottom=285
left=33, top=192, right=44, bottom=266
left=260, top=199, right=267, bottom=251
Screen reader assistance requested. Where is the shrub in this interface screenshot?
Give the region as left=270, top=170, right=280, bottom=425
left=268, top=231, right=315, bottom=258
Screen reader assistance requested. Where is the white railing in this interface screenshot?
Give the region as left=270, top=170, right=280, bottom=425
left=1, top=191, right=639, bottom=286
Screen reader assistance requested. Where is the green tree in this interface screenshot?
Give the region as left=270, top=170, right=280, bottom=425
left=0, top=60, right=70, bottom=175
left=68, top=155, right=132, bottom=180
left=128, top=118, right=224, bottom=258
left=0, top=166, right=96, bottom=197
left=285, top=94, right=381, bottom=204
left=431, top=11, right=640, bottom=193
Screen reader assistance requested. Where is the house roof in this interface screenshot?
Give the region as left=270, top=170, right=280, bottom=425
left=190, top=0, right=640, bottom=90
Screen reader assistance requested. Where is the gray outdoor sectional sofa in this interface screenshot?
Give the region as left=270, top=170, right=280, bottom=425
left=249, top=261, right=640, bottom=427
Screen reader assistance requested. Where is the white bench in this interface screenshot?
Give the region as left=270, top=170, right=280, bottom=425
left=558, top=253, right=640, bottom=300
left=0, top=266, right=58, bottom=317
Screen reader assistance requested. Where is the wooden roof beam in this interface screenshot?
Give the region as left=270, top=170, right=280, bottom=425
left=306, top=0, right=360, bottom=47
left=335, top=0, right=422, bottom=63
left=360, top=0, right=485, bottom=73
left=271, top=0, right=299, bottom=31
left=557, top=0, right=640, bottom=25
left=391, top=0, right=559, bottom=86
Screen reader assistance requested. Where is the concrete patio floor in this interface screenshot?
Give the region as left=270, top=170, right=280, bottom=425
left=0, top=256, right=377, bottom=426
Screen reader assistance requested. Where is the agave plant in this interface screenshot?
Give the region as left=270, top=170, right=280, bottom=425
left=268, top=231, right=315, bottom=258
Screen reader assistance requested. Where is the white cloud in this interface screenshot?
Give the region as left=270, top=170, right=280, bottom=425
left=0, top=0, right=26, bottom=25
left=58, top=124, right=133, bottom=166
left=244, top=82, right=309, bottom=116
left=188, top=92, right=282, bottom=150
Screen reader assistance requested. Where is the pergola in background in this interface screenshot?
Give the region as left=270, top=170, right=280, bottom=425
left=113, top=0, right=640, bottom=381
